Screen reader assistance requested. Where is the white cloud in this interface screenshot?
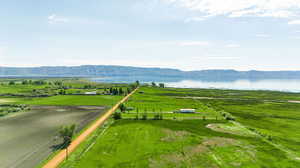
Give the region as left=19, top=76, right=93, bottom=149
left=208, top=56, right=239, bottom=60
left=288, top=20, right=300, bottom=25
left=192, top=55, right=239, bottom=60
left=184, top=17, right=206, bottom=22
left=162, top=0, right=300, bottom=19
left=290, top=36, right=300, bottom=39
left=184, top=15, right=212, bottom=22
left=179, top=41, right=210, bottom=46
left=225, top=44, right=240, bottom=48
left=256, top=34, right=270, bottom=38
left=48, top=14, right=69, bottom=24
left=0, top=46, right=7, bottom=55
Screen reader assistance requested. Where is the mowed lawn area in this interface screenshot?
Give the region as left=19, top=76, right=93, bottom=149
left=59, top=87, right=300, bottom=168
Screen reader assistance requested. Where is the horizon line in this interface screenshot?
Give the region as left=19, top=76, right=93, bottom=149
left=1, top=64, right=300, bottom=72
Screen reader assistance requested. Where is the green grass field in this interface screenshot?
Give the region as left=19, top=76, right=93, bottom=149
left=0, top=78, right=128, bottom=107
left=0, top=78, right=131, bottom=97
left=125, top=87, right=221, bottom=119
left=59, top=86, right=300, bottom=168
left=15, top=95, right=122, bottom=106
left=60, top=120, right=300, bottom=168
left=200, top=98, right=300, bottom=159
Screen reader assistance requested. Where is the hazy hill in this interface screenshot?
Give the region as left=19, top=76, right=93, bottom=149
left=1, top=65, right=300, bottom=80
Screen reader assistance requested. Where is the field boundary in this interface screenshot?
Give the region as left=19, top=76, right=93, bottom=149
left=43, top=87, right=139, bottom=168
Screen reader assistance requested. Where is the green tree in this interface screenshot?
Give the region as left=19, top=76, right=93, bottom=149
left=58, top=124, right=76, bottom=160
left=113, top=112, right=122, bottom=120
left=59, top=89, right=66, bottom=95
left=127, top=88, right=131, bottom=94
left=159, top=83, right=165, bottom=88
left=135, top=80, right=140, bottom=86
left=119, top=103, right=126, bottom=113
left=142, top=113, right=148, bottom=120
left=22, top=80, right=29, bottom=85
left=151, top=82, right=156, bottom=87
left=9, top=81, right=15, bottom=85
left=118, top=88, right=124, bottom=95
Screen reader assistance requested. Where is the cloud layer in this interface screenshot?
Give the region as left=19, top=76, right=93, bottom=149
left=48, top=14, right=69, bottom=24
left=179, top=41, right=210, bottom=46
left=163, top=0, right=300, bottom=19
left=288, top=20, right=300, bottom=25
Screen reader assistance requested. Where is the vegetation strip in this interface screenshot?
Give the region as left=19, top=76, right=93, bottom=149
left=42, top=87, right=139, bottom=168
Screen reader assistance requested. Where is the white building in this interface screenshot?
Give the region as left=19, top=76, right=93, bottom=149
left=179, top=109, right=196, bottom=113
left=85, top=91, right=97, bottom=95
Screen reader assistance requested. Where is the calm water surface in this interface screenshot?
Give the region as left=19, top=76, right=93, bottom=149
left=91, top=77, right=300, bottom=92
left=166, top=79, right=300, bottom=92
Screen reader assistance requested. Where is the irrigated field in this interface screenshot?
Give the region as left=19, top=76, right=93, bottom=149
left=60, top=86, right=300, bottom=168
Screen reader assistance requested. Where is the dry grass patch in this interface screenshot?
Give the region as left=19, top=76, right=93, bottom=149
left=151, top=136, right=242, bottom=168
left=0, top=98, right=14, bottom=104
left=161, top=129, right=190, bottom=142
left=206, top=123, right=256, bottom=137
left=202, top=137, right=238, bottom=147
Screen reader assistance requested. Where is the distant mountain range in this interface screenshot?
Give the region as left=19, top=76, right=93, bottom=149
left=1, top=65, right=300, bottom=81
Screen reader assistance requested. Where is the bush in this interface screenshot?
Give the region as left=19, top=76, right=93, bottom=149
left=221, top=111, right=235, bottom=121
left=159, top=113, right=163, bottom=120
left=153, top=113, right=160, bottom=120
left=113, top=112, right=122, bottom=120
left=141, top=113, right=148, bottom=120
left=119, top=103, right=126, bottom=113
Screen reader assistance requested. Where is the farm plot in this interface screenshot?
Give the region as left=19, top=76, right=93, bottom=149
left=0, top=105, right=106, bottom=168
left=125, top=87, right=222, bottom=119
left=59, top=86, right=300, bottom=168
left=60, top=120, right=300, bottom=168
left=202, top=99, right=300, bottom=160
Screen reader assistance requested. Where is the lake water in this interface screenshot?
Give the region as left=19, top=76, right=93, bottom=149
left=91, top=77, right=300, bottom=93
left=166, top=79, right=300, bottom=92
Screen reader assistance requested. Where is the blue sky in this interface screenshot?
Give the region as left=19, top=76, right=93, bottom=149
left=1, top=0, right=300, bottom=70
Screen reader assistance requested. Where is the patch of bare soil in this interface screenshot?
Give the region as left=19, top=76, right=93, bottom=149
left=288, top=100, right=300, bottom=103
left=0, top=99, right=13, bottom=103
left=206, top=123, right=256, bottom=137
left=176, top=96, right=215, bottom=100
left=151, top=137, right=239, bottom=168
left=202, top=137, right=238, bottom=147
left=160, top=129, right=190, bottom=142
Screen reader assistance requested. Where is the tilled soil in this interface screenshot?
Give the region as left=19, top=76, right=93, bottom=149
left=0, top=105, right=106, bottom=168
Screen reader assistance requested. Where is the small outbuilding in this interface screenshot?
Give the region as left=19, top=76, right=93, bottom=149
left=179, top=109, right=196, bottom=113
left=85, top=91, right=97, bottom=95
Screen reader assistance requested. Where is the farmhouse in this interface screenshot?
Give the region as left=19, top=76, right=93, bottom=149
left=179, top=109, right=196, bottom=113
left=85, top=91, right=97, bottom=95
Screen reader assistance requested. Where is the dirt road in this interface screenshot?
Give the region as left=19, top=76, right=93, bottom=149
left=43, top=88, right=138, bottom=168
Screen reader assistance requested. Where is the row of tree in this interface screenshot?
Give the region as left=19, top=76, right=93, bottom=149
left=151, top=82, right=165, bottom=88
left=113, top=112, right=164, bottom=120
left=7, top=80, right=63, bottom=86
